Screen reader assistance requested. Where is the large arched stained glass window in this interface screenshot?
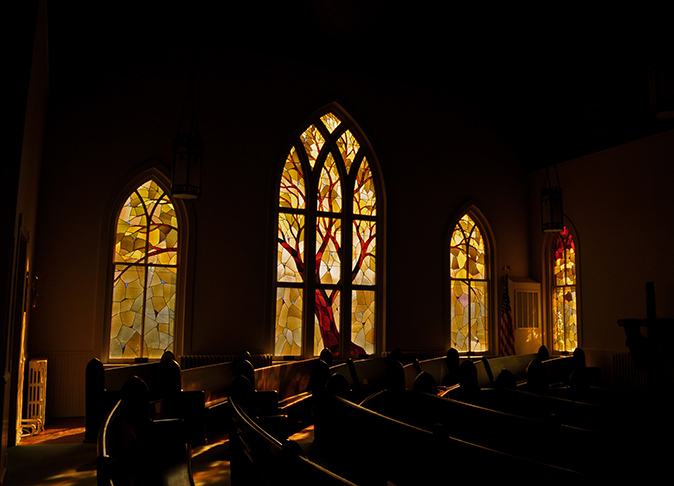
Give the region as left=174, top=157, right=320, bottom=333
left=275, top=109, right=380, bottom=358
left=552, top=226, right=577, bottom=352
left=110, top=179, right=179, bottom=359
left=449, top=213, right=489, bottom=353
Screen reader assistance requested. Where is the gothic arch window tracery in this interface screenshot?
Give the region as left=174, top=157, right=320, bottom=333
left=275, top=108, right=383, bottom=358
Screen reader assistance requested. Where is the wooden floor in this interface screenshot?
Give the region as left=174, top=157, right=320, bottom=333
left=5, top=418, right=232, bottom=486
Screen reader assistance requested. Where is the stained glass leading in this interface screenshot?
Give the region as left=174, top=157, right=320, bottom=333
left=353, top=158, right=376, bottom=216
left=552, top=227, right=577, bottom=352
left=449, top=213, right=489, bottom=353
left=111, top=180, right=178, bottom=359
left=279, top=147, right=306, bottom=209
left=275, top=110, right=379, bottom=358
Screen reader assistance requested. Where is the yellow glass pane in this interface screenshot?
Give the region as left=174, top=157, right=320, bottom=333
left=353, top=157, right=376, bottom=216
left=277, top=213, right=305, bottom=282
left=449, top=214, right=485, bottom=280
left=352, top=220, right=376, bottom=285
left=320, top=112, right=341, bottom=134
left=352, top=290, right=375, bottom=355
left=275, top=287, right=303, bottom=356
left=300, top=124, right=324, bottom=169
left=337, top=129, right=360, bottom=173
left=317, top=153, right=342, bottom=212
left=279, top=147, right=306, bottom=209
left=316, top=217, right=341, bottom=284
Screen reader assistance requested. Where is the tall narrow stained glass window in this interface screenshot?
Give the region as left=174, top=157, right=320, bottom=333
left=449, top=213, right=489, bottom=353
left=552, top=226, right=577, bottom=352
left=275, top=110, right=380, bottom=358
left=110, top=180, right=179, bottom=359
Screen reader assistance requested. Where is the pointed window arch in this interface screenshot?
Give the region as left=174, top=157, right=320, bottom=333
left=275, top=108, right=383, bottom=358
left=550, top=226, right=578, bottom=352
left=109, top=179, right=181, bottom=360
left=449, top=211, right=491, bottom=353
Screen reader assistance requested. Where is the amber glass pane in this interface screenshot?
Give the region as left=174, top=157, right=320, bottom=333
left=554, top=227, right=576, bottom=286
left=275, top=287, right=303, bottom=356
left=552, top=226, right=577, bottom=352
left=277, top=213, right=305, bottom=283
left=300, top=124, right=325, bottom=169
left=320, top=112, right=341, bottom=134
left=449, top=214, right=488, bottom=352
left=111, top=180, right=178, bottom=360
left=450, top=279, right=488, bottom=353
left=280, top=147, right=306, bottom=209
left=337, top=129, right=360, bottom=173
left=314, top=289, right=340, bottom=355
left=353, top=157, right=376, bottom=216
left=450, top=214, right=485, bottom=280
left=317, top=153, right=342, bottom=212
left=144, top=266, right=177, bottom=358
left=352, top=290, right=375, bottom=355
left=552, top=287, right=577, bottom=352
left=352, top=220, right=376, bottom=285
left=316, top=217, right=341, bottom=284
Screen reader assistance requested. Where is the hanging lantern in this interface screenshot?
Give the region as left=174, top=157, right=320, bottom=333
left=541, top=165, right=563, bottom=232
left=171, top=59, right=202, bottom=199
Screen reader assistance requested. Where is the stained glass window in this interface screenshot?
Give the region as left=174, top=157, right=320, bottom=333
left=110, top=180, right=179, bottom=359
left=275, top=109, right=380, bottom=358
left=449, top=213, right=489, bottom=353
left=552, top=226, right=577, bottom=352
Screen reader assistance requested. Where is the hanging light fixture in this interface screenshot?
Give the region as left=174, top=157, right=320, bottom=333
left=171, top=55, right=202, bottom=199
left=541, top=164, right=563, bottom=232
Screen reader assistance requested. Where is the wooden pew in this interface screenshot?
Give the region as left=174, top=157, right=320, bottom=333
left=96, top=376, right=195, bottom=486
left=343, top=356, right=405, bottom=402
left=315, top=373, right=586, bottom=485
left=228, top=379, right=356, bottom=486
left=358, top=387, right=646, bottom=481
left=85, top=353, right=181, bottom=443
left=163, top=359, right=242, bottom=445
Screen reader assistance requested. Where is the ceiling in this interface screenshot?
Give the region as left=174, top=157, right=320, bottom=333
left=46, top=1, right=674, bottom=171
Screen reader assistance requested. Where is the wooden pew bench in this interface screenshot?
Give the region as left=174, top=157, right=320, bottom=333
left=228, top=390, right=356, bottom=486
left=316, top=374, right=586, bottom=484
left=85, top=354, right=181, bottom=443
left=343, top=356, right=405, bottom=401
left=97, top=376, right=195, bottom=486
left=358, top=387, right=640, bottom=480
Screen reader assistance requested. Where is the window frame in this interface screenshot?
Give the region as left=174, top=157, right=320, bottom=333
left=445, top=206, right=496, bottom=356
left=545, top=223, right=581, bottom=354
left=272, top=105, right=385, bottom=359
left=102, top=170, right=189, bottom=363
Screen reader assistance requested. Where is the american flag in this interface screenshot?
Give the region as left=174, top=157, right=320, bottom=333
left=499, top=274, right=516, bottom=356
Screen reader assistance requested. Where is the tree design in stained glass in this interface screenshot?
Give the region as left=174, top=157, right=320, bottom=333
left=320, top=113, right=341, bottom=134
left=277, top=213, right=305, bottom=283
left=449, top=214, right=488, bottom=353
left=275, top=287, right=303, bottom=356
left=314, top=289, right=340, bottom=355
left=317, top=153, right=342, bottom=212
left=316, top=217, right=341, bottom=284
left=279, top=147, right=305, bottom=209
left=301, top=124, right=325, bottom=169
left=353, top=220, right=376, bottom=285
left=352, top=290, right=375, bottom=355
left=111, top=180, right=177, bottom=359
left=353, top=157, right=376, bottom=216
left=337, top=129, right=360, bottom=173
left=552, top=227, right=577, bottom=352
left=276, top=110, right=378, bottom=358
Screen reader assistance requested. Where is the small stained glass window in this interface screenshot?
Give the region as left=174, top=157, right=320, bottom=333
left=275, top=108, right=380, bottom=358
left=110, top=180, right=178, bottom=360
left=552, top=226, right=577, bottom=352
left=449, top=213, right=489, bottom=353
